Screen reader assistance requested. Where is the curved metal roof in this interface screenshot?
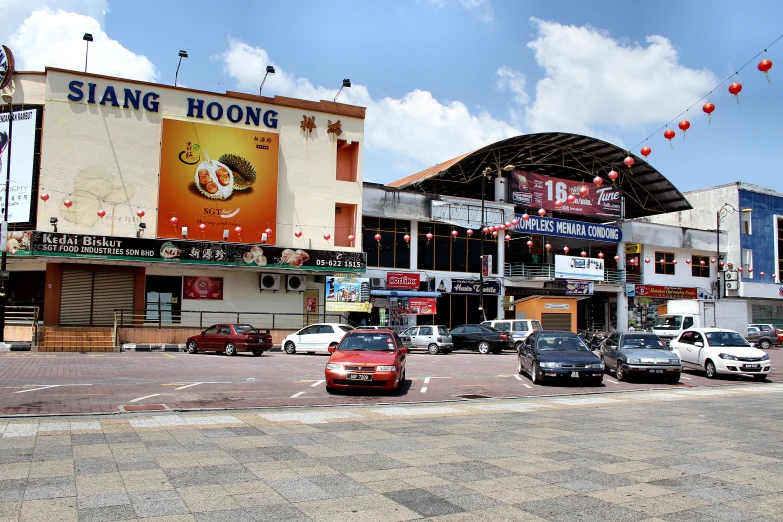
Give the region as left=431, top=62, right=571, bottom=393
left=388, top=132, right=691, bottom=219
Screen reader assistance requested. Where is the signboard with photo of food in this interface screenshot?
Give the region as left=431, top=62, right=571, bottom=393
left=157, top=119, right=279, bottom=243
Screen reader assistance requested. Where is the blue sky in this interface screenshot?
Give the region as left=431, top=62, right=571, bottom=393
left=3, top=0, right=783, bottom=192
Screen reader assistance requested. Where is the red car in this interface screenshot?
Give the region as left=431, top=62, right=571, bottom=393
left=324, top=330, right=408, bottom=393
left=186, top=324, right=273, bottom=356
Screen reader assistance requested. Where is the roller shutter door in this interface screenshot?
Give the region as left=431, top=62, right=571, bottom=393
left=60, top=270, right=135, bottom=326
left=60, top=271, right=93, bottom=325
left=541, top=313, right=572, bottom=332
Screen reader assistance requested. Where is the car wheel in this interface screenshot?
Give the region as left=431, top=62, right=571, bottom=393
left=325, top=386, right=337, bottom=394
left=705, top=359, right=717, bottom=379
left=601, top=356, right=608, bottom=373
left=428, top=344, right=440, bottom=355
left=592, top=377, right=603, bottom=386
left=517, top=358, right=524, bottom=375
left=252, top=350, right=262, bottom=357
left=666, top=372, right=680, bottom=384
left=760, top=339, right=772, bottom=350
left=753, top=374, right=767, bottom=382
left=225, top=343, right=237, bottom=356
left=531, top=365, right=540, bottom=384
left=284, top=342, right=296, bottom=354
left=616, top=362, right=627, bottom=381
left=186, top=341, right=198, bottom=355
left=477, top=341, right=490, bottom=354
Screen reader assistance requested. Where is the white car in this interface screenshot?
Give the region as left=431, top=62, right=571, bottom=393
left=282, top=323, right=354, bottom=354
left=670, top=328, right=770, bottom=381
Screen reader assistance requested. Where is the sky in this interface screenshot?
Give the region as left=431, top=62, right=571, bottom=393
left=2, top=0, right=783, bottom=192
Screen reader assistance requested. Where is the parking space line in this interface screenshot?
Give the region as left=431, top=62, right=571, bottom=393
left=173, top=382, right=232, bottom=390
left=605, top=378, right=619, bottom=384
left=14, top=384, right=93, bottom=394
left=522, top=383, right=532, bottom=389
left=514, top=374, right=523, bottom=380
left=311, top=380, right=325, bottom=387
left=291, top=392, right=306, bottom=398
left=681, top=376, right=692, bottom=380
left=128, top=393, right=161, bottom=403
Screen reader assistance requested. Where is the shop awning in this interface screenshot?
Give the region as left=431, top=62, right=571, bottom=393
left=371, top=290, right=442, bottom=298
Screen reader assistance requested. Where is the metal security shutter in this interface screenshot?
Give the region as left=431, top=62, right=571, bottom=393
left=92, top=272, right=134, bottom=325
left=541, top=313, right=572, bottom=332
left=60, top=271, right=93, bottom=325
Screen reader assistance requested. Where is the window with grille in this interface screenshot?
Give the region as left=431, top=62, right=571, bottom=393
left=691, top=255, right=710, bottom=277
left=362, top=217, right=411, bottom=268
left=417, top=224, right=497, bottom=274
left=654, top=251, right=675, bottom=275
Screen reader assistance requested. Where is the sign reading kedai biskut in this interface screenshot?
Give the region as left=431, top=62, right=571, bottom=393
left=510, top=170, right=622, bottom=218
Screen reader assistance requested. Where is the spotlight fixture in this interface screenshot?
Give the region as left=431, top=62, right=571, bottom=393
left=83, top=33, right=93, bottom=73
left=137, top=222, right=146, bottom=238
left=175, top=50, right=188, bottom=87
left=181, top=226, right=188, bottom=239
left=334, top=78, right=351, bottom=102
left=50, top=217, right=58, bottom=232
left=259, top=65, right=275, bottom=95
left=222, top=229, right=230, bottom=241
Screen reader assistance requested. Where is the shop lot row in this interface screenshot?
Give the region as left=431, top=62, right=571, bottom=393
left=0, top=350, right=780, bottom=416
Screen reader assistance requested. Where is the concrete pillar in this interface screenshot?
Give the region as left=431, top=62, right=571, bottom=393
left=496, top=232, right=506, bottom=320
left=615, top=242, right=628, bottom=331
left=409, top=221, right=418, bottom=271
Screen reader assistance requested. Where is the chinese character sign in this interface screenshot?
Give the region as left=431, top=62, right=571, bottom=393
left=510, top=170, right=622, bottom=218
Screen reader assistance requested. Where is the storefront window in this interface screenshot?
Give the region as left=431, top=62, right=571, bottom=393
left=691, top=255, right=710, bottom=277
left=752, top=304, right=783, bottom=324
left=145, top=275, right=182, bottom=325
left=418, top=224, right=497, bottom=274
left=362, top=217, right=411, bottom=268
left=655, top=251, right=675, bottom=275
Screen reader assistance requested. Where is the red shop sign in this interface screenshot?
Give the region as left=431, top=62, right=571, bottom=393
left=634, top=285, right=698, bottom=299
left=510, top=170, right=622, bottom=218
left=407, top=298, right=437, bottom=315
left=386, top=272, right=420, bottom=289
left=183, top=276, right=224, bottom=300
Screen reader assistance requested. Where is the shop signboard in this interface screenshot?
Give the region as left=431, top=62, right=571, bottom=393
left=625, top=243, right=642, bottom=254
left=399, top=298, right=437, bottom=315
left=629, top=285, right=698, bottom=299
left=386, top=272, right=420, bottom=289
left=0, top=107, right=41, bottom=226
left=554, top=255, right=605, bottom=281
left=3, top=230, right=32, bottom=256
left=510, top=170, right=622, bottom=218
left=183, top=276, right=224, bottom=300
left=513, top=214, right=622, bottom=243
left=157, top=118, right=279, bottom=244
left=565, top=280, right=594, bottom=295
left=450, top=278, right=501, bottom=295
left=31, top=232, right=366, bottom=272
left=544, top=303, right=570, bottom=309
left=325, top=301, right=372, bottom=313
left=326, top=276, right=370, bottom=302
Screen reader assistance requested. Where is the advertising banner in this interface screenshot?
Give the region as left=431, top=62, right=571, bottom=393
left=325, top=301, right=372, bottom=313
left=0, top=107, right=41, bottom=226
left=481, top=255, right=492, bottom=277
left=513, top=214, right=622, bottom=243
left=450, top=278, right=501, bottom=295
left=554, top=255, right=605, bottom=281
left=386, top=272, right=420, bottom=289
left=183, top=276, right=224, bottom=300
left=510, top=170, right=622, bottom=218
left=158, top=119, right=279, bottom=243
left=4, top=230, right=32, bottom=255
left=565, top=280, right=594, bottom=295
left=399, top=298, right=437, bottom=315
left=31, top=232, right=366, bottom=272
left=631, top=285, right=698, bottom=299
left=326, top=276, right=370, bottom=302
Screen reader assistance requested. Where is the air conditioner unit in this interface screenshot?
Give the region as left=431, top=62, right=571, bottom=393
left=259, top=273, right=281, bottom=291
left=726, top=281, right=739, bottom=290
left=371, top=277, right=385, bottom=288
left=286, top=275, right=306, bottom=292
left=725, top=271, right=738, bottom=281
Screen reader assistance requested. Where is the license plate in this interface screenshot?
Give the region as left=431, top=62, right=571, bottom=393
left=571, top=371, right=579, bottom=378
left=649, top=369, right=664, bottom=374
left=347, top=374, right=372, bottom=381
left=744, top=364, right=761, bottom=369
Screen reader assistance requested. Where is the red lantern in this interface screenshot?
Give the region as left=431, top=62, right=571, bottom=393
left=614, top=255, right=620, bottom=262
left=738, top=266, right=743, bottom=273
left=136, top=209, right=145, bottom=218
left=608, top=170, right=619, bottom=181
left=526, top=240, right=533, bottom=248
left=492, top=231, right=498, bottom=237
left=511, top=218, right=519, bottom=226
left=663, top=129, right=676, bottom=148
left=199, top=223, right=207, bottom=231
left=498, top=224, right=506, bottom=231
left=504, top=234, right=511, bottom=242
left=623, top=156, right=634, bottom=169
left=63, top=199, right=73, bottom=208
left=521, top=213, right=530, bottom=221
left=348, top=234, right=355, bottom=242
left=374, top=233, right=382, bottom=242
left=700, top=260, right=705, bottom=266
left=685, top=258, right=691, bottom=264
left=537, top=208, right=546, bottom=217
left=554, top=199, right=563, bottom=207
left=40, top=193, right=50, bottom=202
left=96, top=209, right=106, bottom=218
left=644, top=257, right=650, bottom=264
left=597, top=252, right=604, bottom=259
left=295, top=230, right=303, bottom=238
left=563, top=246, right=570, bottom=254
left=482, top=227, right=489, bottom=234
left=772, top=273, right=777, bottom=279
left=758, top=58, right=773, bottom=83
left=234, top=226, right=242, bottom=234
left=545, top=243, right=552, bottom=251
left=567, top=194, right=576, bottom=203
left=451, top=230, right=458, bottom=238
left=505, top=221, right=512, bottom=228
left=659, top=258, right=665, bottom=264
left=678, top=119, right=690, bottom=139
left=703, top=101, right=715, bottom=124
left=640, top=146, right=651, bottom=158
left=324, top=233, right=331, bottom=241
left=580, top=251, right=587, bottom=258
left=711, top=258, right=717, bottom=264
left=673, top=259, right=678, bottom=265
left=593, top=176, right=603, bottom=186
left=578, top=186, right=589, bottom=196
left=426, top=232, right=433, bottom=242
left=720, top=261, right=725, bottom=268
left=403, top=234, right=411, bottom=242
left=749, top=267, right=754, bottom=273
left=170, top=216, right=178, bottom=226
left=265, top=228, right=273, bottom=235
left=760, top=271, right=765, bottom=277
left=728, top=262, right=734, bottom=269
left=466, top=229, right=473, bottom=237
left=728, top=82, right=742, bottom=104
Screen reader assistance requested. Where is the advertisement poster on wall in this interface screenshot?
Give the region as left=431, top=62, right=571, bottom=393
left=509, top=170, right=622, bottom=218
left=554, top=255, right=605, bottom=281
left=183, top=276, right=224, bottom=300
left=0, top=107, right=41, bottom=226
left=401, top=298, right=437, bottom=315
left=157, top=119, right=279, bottom=243
left=565, top=280, right=594, bottom=295
left=325, top=276, right=371, bottom=312
left=629, top=285, right=698, bottom=299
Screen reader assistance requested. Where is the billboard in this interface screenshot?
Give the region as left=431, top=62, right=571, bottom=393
left=554, top=255, right=605, bottom=281
left=158, top=119, right=279, bottom=243
left=386, top=272, right=420, bottom=289
left=0, top=107, right=41, bottom=226
left=398, top=298, right=437, bottom=315
left=325, top=275, right=371, bottom=312
left=513, top=214, right=621, bottom=242
left=510, top=170, right=622, bottom=218
left=565, top=280, right=594, bottom=295
left=183, top=276, right=224, bottom=300
left=629, top=285, right=698, bottom=299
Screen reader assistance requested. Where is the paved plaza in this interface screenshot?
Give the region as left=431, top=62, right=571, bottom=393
left=1, top=383, right=783, bottom=521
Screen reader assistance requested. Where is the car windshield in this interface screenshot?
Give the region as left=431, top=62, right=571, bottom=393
left=338, top=325, right=354, bottom=332
left=654, top=315, right=682, bottom=328
left=339, top=333, right=396, bottom=352
left=437, top=326, right=449, bottom=335
left=705, top=331, right=750, bottom=347
left=536, top=334, right=590, bottom=352
left=621, top=335, right=667, bottom=350
left=234, top=324, right=254, bottom=334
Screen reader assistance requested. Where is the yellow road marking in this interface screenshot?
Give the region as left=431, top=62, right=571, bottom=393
left=162, top=353, right=176, bottom=358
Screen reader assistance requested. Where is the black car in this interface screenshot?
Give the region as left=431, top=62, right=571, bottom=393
left=517, top=331, right=603, bottom=385
left=449, top=324, right=508, bottom=354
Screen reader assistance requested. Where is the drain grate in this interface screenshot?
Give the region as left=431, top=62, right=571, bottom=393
left=458, top=394, right=492, bottom=399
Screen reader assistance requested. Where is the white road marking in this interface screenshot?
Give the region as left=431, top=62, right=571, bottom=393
left=173, top=381, right=232, bottom=390
left=424, top=377, right=431, bottom=384
left=311, top=380, right=325, bottom=387
left=522, top=383, right=532, bottom=389
left=259, top=411, right=363, bottom=424
left=420, top=387, right=427, bottom=393
left=14, top=384, right=93, bottom=394
left=513, top=374, right=523, bottom=380
left=681, top=375, right=692, bottom=380
left=374, top=406, right=462, bottom=417
left=291, top=392, right=306, bottom=398
left=128, top=394, right=161, bottom=403
left=605, top=378, right=619, bottom=384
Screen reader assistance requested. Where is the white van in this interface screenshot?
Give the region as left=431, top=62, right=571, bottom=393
left=482, top=319, right=543, bottom=352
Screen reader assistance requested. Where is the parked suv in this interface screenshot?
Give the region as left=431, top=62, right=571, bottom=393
left=482, top=319, right=542, bottom=352
left=399, top=325, right=453, bottom=354
left=747, top=326, right=778, bottom=349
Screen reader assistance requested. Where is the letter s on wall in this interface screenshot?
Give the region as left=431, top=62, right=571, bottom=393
left=67, top=80, right=84, bottom=101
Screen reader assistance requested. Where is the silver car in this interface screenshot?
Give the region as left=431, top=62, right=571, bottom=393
left=400, top=325, right=453, bottom=354
left=600, top=332, right=682, bottom=383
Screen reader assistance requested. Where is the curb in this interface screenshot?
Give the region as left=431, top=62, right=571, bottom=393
left=0, top=343, right=32, bottom=352
left=120, top=344, right=283, bottom=352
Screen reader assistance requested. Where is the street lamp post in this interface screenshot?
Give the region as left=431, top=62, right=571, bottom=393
left=0, top=94, right=13, bottom=342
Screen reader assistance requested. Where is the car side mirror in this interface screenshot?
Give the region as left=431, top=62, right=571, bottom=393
left=694, top=341, right=703, bottom=347
left=328, top=345, right=336, bottom=353
left=400, top=347, right=408, bottom=354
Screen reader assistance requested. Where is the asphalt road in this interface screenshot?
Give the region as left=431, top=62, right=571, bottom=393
left=1, top=348, right=781, bottom=416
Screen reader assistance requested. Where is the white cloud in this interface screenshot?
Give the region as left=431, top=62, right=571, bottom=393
left=458, top=0, right=494, bottom=22
left=0, top=0, right=107, bottom=42
left=220, top=39, right=518, bottom=172
left=9, top=8, right=158, bottom=82
left=521, top=18, right=719, bottom=136
left=496, top=66, right=529, bottom=106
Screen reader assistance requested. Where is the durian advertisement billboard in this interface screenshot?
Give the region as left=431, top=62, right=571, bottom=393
left=157, top=119, right=279, bottom=243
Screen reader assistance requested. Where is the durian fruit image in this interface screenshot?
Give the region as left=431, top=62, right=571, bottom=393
left=219, top=153, right=257, bottom=190
left=194, top=152, right=234, bottom=200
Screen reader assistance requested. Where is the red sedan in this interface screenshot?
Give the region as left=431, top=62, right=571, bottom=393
left=324, top=330, right=407, bottom=393
left=186, top=324, right=273, bottom=356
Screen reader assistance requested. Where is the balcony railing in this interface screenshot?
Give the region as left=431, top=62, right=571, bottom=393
left=504, top=263, right=637, bottom=284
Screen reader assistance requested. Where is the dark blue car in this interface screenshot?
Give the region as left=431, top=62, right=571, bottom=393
left=517, top=331, right=604, bottom=385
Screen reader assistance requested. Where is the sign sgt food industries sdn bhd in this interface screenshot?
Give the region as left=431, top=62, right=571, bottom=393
left=157, top=119, right=279, bottom=243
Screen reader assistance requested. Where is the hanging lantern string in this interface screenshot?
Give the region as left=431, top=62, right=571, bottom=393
left=629, top=33, right=783, bottom=153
